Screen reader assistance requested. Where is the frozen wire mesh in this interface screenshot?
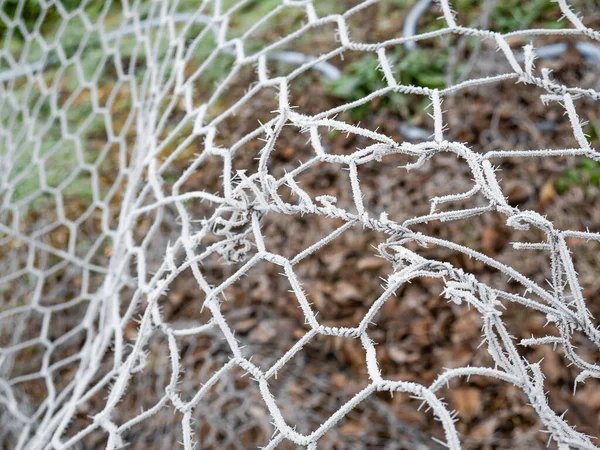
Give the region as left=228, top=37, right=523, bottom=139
left=0, top=0, right=599, bottom=449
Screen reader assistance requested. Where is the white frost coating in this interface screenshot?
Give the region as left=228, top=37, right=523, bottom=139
left=0, top=0, right=599, bottom=449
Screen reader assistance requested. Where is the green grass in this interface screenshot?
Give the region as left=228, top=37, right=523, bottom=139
left=7, top=130, right=96, bottom=208
left=555, top=158, right=600, bottom=194
left=555, top=123, right=600, bottom=194
left=1, top=0, right=312, bottom=211
left=488, top=0, right=561, bottom=32
left=2, top=0, right=580, bottom=207
left=325, top=47, right=450, bottom=121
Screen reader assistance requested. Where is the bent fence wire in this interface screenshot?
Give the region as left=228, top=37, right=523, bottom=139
left=0, top=0, right=599, bottom=448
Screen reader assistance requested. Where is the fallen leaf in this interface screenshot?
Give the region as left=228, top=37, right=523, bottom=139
left=333, top=281, right=361, bottom=303
left=357, top=256, right=387, bottom=270
left=452, top=388, right=482, bottom=420
left=388, top=345, right=420, bottom=364
left=482, top=227, right=501, bottom=255
left=539, top=180, right=556, bottom=209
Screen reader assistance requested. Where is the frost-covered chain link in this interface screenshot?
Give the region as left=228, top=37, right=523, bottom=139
left=0, top=0, right=599, bottom=449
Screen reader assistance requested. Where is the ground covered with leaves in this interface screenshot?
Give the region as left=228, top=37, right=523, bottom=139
left=2, top=0, right=600, bottom=449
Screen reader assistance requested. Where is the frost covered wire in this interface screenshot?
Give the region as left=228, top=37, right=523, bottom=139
left=0, top=13, right=342, bottom=82
left=0, top=0, right=599, bottom=449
